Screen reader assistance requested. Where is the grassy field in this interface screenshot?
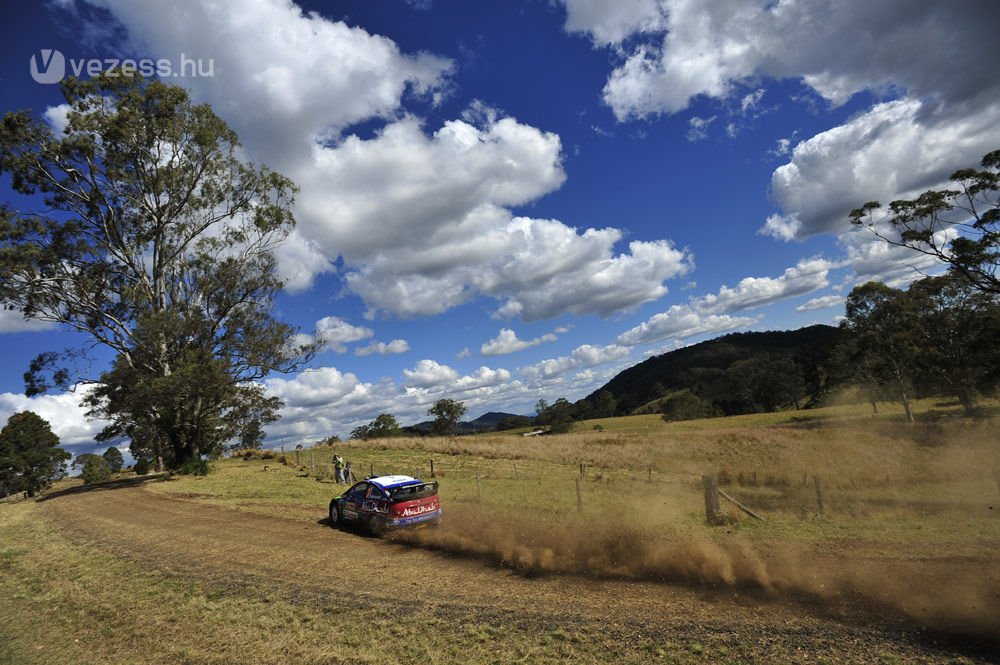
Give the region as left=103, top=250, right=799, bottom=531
left=1, top=397, right=998, bottom=663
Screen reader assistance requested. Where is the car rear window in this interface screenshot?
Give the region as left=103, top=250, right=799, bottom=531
left=388, top=482, right=438, bottom=501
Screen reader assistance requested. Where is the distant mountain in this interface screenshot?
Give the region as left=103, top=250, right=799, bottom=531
left=402, top=411, right=524, bottom=436
left=586, top=325, right=843, bottom=416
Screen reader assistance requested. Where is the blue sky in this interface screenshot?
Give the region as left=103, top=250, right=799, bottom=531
left=1, top=0, right=998, bottom=455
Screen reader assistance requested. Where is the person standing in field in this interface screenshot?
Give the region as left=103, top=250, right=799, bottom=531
left=344, top=460, right=353, bottom=484
left=333, top=455, right=344, bottom=483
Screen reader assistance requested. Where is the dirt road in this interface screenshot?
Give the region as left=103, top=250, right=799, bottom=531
left=37, top=482, right=1000, bottom=663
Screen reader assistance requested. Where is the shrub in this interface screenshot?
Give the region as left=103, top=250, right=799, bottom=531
left=260, top=450, right=275, bottom=460
left=133, top=459, right=151, bottom=475
left=81, top=456, right=112, bottom=484
left=659, top=389, right=720, bottom=422
left=176, top=458, right=210, bottom=476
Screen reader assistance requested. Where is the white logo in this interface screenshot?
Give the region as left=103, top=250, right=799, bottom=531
left=30, top=49, right=65, bottom=85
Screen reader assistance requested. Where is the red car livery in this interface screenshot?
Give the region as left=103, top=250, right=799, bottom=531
left=329, top=475, right=441, bottom=534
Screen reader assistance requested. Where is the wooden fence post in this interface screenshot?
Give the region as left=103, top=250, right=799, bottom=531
left=648, top=466, right=652, bottom=482
left=513, top=464, right=519, bottom=481
left=295, top=448, right=301, bottom=466
left=370, top=463, right=375, bottom=478
left=579, top=463, right=585, bottom=478
left=430, top=459, right=435, bottom=478
left=575, top=477, right=583, bottom=513
left=813, top=474, right=825, bottom=516
left=325, top=463, right=331, bottom=478
left=310, top=449, right=315, bottom=474
left=476, top=472, right=482, bottom=500
left=703, top=474, right=722, bottom=524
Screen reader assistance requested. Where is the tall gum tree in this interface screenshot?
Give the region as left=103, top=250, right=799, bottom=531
left=0, top=74, right=312, bottom=468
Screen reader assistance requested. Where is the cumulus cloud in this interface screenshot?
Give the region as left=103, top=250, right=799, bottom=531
left=616, top=306, right=757, bottom=346
left=0, top=386, right=107, bottom=450
left=582, top=1, right=999, bottom=120
left=616, top=256, right=837, bottom=346
left=73, top=0, right=693, bottom=322
left=520, top=343, right=629, bottom=381
left=265, top=367, right=375, bottom=410
left=560, top=0, right=666, bottom=46
left=697, top=257, right=837, bottom=313
left=795, top=294, right=844, bottom=313
left=296, top=316, right=374, bottom=354
left=564, top=0, right=1000, bottom=255
left=480, top=328, right=558, bottom=356
left=763, top=99, right=1000, bottom=240
left=402, top=359, right=460, bottom=388
left=354, top=339, right=410, bottom=356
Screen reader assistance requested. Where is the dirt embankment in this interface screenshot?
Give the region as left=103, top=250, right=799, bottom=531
left=37, top=484, right=1000, bottom=663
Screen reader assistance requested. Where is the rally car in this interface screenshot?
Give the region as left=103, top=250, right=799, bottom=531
left=328, top=475, right=441, bottom=535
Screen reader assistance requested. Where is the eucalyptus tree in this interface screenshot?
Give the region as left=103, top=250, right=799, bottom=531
left=843, top=282, right=919, bottom=422
left=0, top=73, right=311, bottom=468
left=850, top=148, right=999, bottom=294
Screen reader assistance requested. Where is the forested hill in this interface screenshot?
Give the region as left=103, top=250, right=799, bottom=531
left=588, top=325, right=844, bottom=416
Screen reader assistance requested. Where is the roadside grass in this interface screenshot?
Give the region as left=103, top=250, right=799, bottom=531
left=141, top=397, right=1000, bottom=560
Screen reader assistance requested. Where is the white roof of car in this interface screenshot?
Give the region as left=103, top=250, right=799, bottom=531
left=368, top=475, right=418, bottom=488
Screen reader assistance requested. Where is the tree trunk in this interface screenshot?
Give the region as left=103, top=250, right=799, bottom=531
left=956, top=388, right=975, bottom=416
left=891, top=365, right=914, bottom=423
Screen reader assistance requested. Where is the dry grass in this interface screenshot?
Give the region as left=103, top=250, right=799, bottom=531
left=3, top=397, right=998, bottom=663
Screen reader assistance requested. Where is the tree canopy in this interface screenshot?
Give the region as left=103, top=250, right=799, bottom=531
left=102, top=446, right=124, bottom=473
left=0, top=74, right=310, bottom=469
left=428, top=399, right=466, bottom=436
left=850, top=148, right=999, bottom=294
left=0, top=411, right=70, bottom=497
left=350, top=413, right=402, bottom=440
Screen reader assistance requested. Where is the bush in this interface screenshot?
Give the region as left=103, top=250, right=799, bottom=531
left=133, top=459, right=151, bottom=475
left=260, top=450, right=275, bottom=460
left=659, top=390, right=720, bottom=422
left=176, top=458, right=210, bottom=476
left=81, top=456, right=112, bottom=484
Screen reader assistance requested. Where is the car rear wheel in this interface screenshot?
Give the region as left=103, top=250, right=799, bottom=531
left=328, top=500, right=341, bottom=528
left=365, top=514, right=385, bottom=537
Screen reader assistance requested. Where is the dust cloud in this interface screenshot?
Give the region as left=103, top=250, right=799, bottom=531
left=393, top=505, right=1000, bottom=639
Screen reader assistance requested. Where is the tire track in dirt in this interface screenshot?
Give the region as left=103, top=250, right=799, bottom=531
left=37, top=484, right=1000, bottom=663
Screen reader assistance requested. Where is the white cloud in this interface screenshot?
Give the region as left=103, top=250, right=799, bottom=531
left=839, top=224, right=952, bottom=288
left=0, top=310, right=55, bottom=333
left=520, top=343, right=629, bottom=381
left=591, top=1, right=999, bottom=121
left=686, top=115, right=716, bottom=142
left=0, top=386, right=107, bottom=449
left=265, top=367, right=374, bottom=410
left=763, top=99, right=1000, bottom=241
left=560, top=0, right=666, bottom=46
left=480, top=328, right=558, bottom=356
left=565, top=0, right=1000, bottom=280
left=615, top=256, right=836, bottom=346
left=76, top=0, right=693, bottom=322
left=354, top=339, right=410, bottom=356
left=304, top=316, right=373, bottom=354
left=616, top=306, right=756, bottom=346
left=402, top=359, right=460, bottom=388
left=697, top=257, right=837, bottom=314
left=795, top=295, right=844, bottom=313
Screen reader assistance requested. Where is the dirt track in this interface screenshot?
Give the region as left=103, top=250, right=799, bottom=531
left=37, top=482, right=1000, bottom=663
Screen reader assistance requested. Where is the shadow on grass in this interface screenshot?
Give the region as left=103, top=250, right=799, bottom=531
left=36, top=473, right=171, bottom=502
